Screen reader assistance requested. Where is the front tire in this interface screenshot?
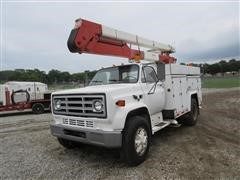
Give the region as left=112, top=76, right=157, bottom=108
left=57, top=138, right=77, bottom=149
left=122, top=116, right=151, bottom=166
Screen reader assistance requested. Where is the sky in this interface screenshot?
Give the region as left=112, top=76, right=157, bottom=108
left=1, top=1, right=239, bottom=73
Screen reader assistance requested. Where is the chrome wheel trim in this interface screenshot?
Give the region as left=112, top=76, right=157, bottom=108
left=134, top=127, right=148, bottom=156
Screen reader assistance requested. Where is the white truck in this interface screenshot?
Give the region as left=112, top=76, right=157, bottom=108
left=50, top=18, right=202, bottom=166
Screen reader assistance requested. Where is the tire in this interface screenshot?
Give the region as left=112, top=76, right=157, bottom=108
left=122, top=116, right=151, bottom=166
left=57, top=138, right=77, bottom=149
left=32, top=103, right=44, bottom=114
left=182, top=98, right=199, bottom=126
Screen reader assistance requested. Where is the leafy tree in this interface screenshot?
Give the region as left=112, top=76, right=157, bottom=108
left=72, top=72, right=85, bottom=82
left=60, top=72, right=71, bottom=83
left=0, top=59, right=239, bottom=84
left=48, top=69, right=61, bottom=84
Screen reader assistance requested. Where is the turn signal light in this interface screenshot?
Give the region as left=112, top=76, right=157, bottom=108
left=116, top=100, right=125, bottom=107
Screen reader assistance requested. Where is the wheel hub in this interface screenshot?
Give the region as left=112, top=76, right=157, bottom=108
left=134, top=127, right=148, bottom=156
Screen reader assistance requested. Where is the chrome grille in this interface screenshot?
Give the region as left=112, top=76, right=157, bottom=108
left=53, top=94, right=106, bottom=118
left=63, top=118, right=94, bottom=128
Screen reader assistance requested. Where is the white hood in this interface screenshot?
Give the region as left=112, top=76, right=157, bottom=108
left=52, top=83, right=139, bottom=95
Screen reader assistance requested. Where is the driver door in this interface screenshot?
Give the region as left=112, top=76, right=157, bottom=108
left=140, top=65, right=165, bottom=115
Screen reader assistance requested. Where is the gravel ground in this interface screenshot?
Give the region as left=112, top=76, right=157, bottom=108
left=0, top=89, right=240, bottom=179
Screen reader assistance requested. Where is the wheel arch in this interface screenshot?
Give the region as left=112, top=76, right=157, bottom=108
left=191, top=93, right=199, bottom=107
left=124, top=107, right=152, bottom=133
left=177, top=92, right=200, bottom=126
left=188, top=91, right=200, bottom=110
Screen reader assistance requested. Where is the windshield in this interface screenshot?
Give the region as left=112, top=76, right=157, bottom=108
left=89, top=64, right=139, bottom=86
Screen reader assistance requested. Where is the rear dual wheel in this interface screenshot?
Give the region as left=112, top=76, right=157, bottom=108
left=179, top=98, right=199, bottom=126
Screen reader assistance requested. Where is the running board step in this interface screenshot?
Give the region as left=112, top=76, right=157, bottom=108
left=166, top=119, right=181, bottom=127
left=152, top=122, right=171, bottom=134
left=152, top=119, right=181, bottom=134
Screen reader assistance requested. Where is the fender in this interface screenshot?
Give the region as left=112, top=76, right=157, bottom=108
left=111, top=101, right=150, bottom=130
left=187, top=90, right=200, bottom=110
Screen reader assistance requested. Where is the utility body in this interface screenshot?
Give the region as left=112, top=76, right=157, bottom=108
left=50, top=18, right=202, bottom=166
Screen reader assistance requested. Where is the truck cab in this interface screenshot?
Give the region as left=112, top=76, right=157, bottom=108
left=50, top=62, right=202, bottom=166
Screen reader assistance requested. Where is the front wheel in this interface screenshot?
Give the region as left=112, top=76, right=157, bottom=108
left=57, top=138, right=77, bottom=149
left=122, top=116, right=151, bottom=166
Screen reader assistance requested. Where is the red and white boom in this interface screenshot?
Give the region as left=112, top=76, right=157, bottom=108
left=67, top=18, right=176, bottom=64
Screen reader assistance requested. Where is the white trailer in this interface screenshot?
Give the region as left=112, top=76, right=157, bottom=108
left=0, top=81, right=48, bottom=105
left=0, top=81, right=50, bottom=114
left=50, top=18, right=202, bottom=166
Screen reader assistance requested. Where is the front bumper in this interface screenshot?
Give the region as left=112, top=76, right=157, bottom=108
left=50, top=124, right=122, bottom=148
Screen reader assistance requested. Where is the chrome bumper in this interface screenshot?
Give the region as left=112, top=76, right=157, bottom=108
left=50, top=124, right=122, bottom=148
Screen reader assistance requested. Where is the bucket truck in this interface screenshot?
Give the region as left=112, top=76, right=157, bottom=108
left=50, top=18, right=202, bottom=166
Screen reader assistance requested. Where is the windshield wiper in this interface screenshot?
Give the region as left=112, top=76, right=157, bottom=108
left=109, top=79, right=122, bottom=83
left=89, top=80, right=103, bottom=86
left=91, top=80, right=102, bottom=83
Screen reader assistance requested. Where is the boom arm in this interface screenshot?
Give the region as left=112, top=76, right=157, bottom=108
left=67, top=18, right=176, bottom=64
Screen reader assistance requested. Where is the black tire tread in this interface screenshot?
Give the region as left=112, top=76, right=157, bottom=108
left=181, top=98, right=199, bottom=126
left=57, top=138, right=77, bottom=149
left=32, top=103, right=44, bottom=114
left=122, top=115, right=151, bottom=166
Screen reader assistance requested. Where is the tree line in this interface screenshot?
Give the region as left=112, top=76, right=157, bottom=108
left=0, top=69, right=97, bottom=84
left=0, top=59, right=239, bottom=84
left=181, top=59, right=240, bottom=75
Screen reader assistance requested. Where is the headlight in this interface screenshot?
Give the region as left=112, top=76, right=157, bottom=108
left=93, top=100, right=103, bottom=112
left=54, top=99, right=62, bottom=110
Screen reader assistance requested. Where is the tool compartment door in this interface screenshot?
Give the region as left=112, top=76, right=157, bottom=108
left=171, top=77, right=184, bottom=114
left=172, top=75, right=191, bottom=116
left=180, top=76, right=188, bottom=112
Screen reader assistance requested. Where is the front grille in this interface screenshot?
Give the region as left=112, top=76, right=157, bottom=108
left=53, top=94, right=106, bottom=118
left=63, top=118, right=94, bottom=128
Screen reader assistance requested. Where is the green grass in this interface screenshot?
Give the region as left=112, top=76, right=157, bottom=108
left=202, top=76, right=240, bottom=88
